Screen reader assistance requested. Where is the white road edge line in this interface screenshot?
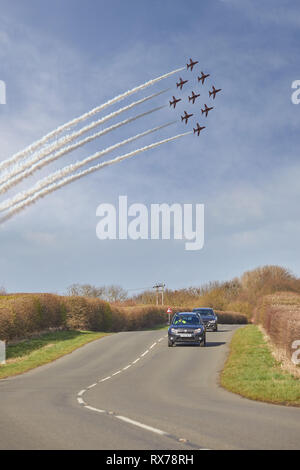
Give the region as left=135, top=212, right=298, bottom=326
left=141, top=350, right=149, bottom=357
left=150, top=342, right=157, bottom=349
left=85, top=405, right=105, bottom=413
left=87, top=383, right=97, bottom=389
left=115, top=415, right=167, bottom=436
left=100, top=376, right=111, bottom=382
left=77, top=397, right=85, bottom=405
left=112, top=371, right=121, bottom=376
left=78, top=389, right=86, bottom=397
left=132, top=358, right=140, bottom=364
left=123, top=365, right=131, bottom=370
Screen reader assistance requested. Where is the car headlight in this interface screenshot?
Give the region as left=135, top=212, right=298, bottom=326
left=170, top=328, right=178, bottom=334
left=194, top=328, right=203, bottom=334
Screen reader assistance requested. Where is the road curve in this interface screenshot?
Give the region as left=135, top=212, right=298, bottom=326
left=0, top=325, right=299, bottom=450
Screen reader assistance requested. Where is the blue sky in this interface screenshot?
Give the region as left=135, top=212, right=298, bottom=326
left=0, top=0, right=300, bottom=294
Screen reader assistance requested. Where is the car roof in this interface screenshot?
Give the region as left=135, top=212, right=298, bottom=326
left=175, top=312, right=197, bottom=315
left=193, top=308, right=214, bottom=311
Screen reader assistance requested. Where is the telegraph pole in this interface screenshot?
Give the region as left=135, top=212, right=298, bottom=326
left=153, top=283, right=165, bottom=305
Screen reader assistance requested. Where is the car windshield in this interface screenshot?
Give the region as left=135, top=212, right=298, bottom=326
left=194, top=309, right=215, bottom=317
left=172, top=314, right=200, bottom=325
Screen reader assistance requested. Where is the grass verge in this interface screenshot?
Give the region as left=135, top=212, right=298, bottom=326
left=221, top=325, right=300, bottom=406
left=0, top=330, right=109, bottom=379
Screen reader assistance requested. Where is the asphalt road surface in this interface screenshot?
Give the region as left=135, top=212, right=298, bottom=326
left=0, top=325, right=299, bottom=450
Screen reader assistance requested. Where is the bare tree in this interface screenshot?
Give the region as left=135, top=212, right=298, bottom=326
left=67, top=284, right=105, bottom=299
left=104, top=285, right=128, bottom=303
left=0, top=286, right=7, bottom=295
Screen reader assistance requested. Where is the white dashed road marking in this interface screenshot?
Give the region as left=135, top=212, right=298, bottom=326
left=115, top=415, right=167, bottom=436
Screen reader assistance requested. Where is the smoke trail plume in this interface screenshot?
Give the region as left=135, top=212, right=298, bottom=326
left=0, top=89, right=168, bottom=187
left=0, top=132, right=191, bottom=224
left=0, top=105, right=166, bottom=195
left=0, top=122, right=175, bottom=212
left=0, top=67, right=184, bottom=172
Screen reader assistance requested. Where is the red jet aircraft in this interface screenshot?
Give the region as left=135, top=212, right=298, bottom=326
left=181, top=110, right=194, bottom=124
left=186, top=58, right=199, bottom=71
left=188, top=91, right=200, bottom=104
left=169, top=96, right=182, bottom=109
left=193, top=123, right=206, bottom=136
left=198, top=72, right=210, bottom=85
left=201, top=104, right=214, bottom=117
left=176, top=77, right=188, bottom=90
left=209, top=86, right=222, bottom=99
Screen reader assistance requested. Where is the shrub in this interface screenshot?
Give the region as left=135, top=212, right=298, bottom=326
left=253, top=292, right=300, bottom=362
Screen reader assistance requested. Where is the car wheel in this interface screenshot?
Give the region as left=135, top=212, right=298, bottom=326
left=168, top=340, right=174, bottom=347
left=200, top=336, right=206, bottom=347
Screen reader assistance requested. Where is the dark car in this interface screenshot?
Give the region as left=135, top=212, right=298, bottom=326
left=193, top=308, right=218, bottom=331
left=168, top=312, right=206, bottom=347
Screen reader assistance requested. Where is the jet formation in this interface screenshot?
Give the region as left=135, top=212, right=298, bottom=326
left=169, top=58, right=222, bottom=136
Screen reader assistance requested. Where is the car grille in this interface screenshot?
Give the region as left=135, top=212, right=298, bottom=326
left=177, top=328, right=197, bottom=334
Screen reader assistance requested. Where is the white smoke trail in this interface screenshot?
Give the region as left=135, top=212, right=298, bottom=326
left=0, top=122, right=175, bottom=212
left=0, top=89, right=168, bottom=186
left=0, top=67, right=184, bottom=172
left=0, top=105, right=166, bottom=195
left=0, top=132, right=191, bottom=224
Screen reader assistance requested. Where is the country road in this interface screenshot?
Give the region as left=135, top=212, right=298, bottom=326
left=0, top=325, right=299, bottom=450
